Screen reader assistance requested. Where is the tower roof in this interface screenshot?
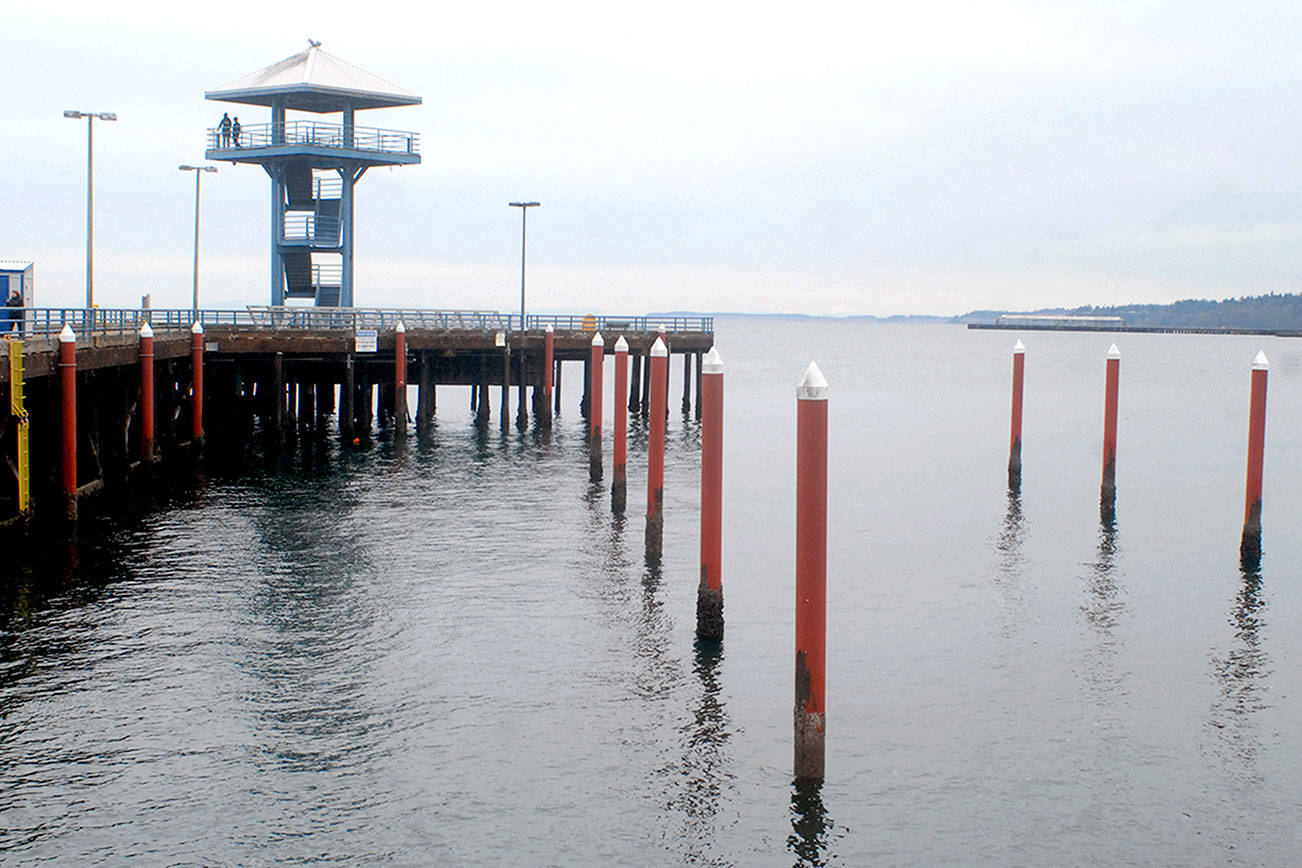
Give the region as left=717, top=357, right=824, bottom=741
left=205, top=43, right=421, bottom=113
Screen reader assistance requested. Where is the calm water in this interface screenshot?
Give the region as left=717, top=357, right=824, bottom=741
left=2, top=317, right=1300, bottom=865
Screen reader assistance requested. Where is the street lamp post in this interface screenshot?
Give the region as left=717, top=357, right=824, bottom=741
left=64, top=110, right=117, bottom=309
left=508, top=201, right=540, bottom=333
left=179, top=165, right=218, bottom=316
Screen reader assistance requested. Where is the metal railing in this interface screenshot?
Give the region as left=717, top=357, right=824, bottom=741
left=524, top=314, right=713, bottom=334
left=206, top=121, right=420, bottom=157
left=3, top=308, right=714, bottom=339
left=283, top=213, right=341, bottom=243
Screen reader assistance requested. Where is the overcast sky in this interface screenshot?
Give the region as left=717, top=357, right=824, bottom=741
left=6, top=1, right=1302, bottom=316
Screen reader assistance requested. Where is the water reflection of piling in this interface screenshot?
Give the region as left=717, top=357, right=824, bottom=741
left=1007, top=341, right=1025, bottom=490
left=1210, top=567, right=1270, bottom=769
left=668, top=640, right=733, bottom=862
left=696, top=347, right=724, bottom=641
left=794, top=361, right=828, bottom=783
left=1100, top=344, right=1120, bottom=522
left=1240, top=352, right=1268, bottom=570
left=788, top=779, right=836, bottom=866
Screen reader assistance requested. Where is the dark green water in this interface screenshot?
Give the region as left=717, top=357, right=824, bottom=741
left=2, top=318, right=1299, bottom=864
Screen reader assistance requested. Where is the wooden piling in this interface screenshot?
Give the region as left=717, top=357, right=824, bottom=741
left=695, top=350, right=703, bottom=420
left=555, top=359, right=563, bottom=415
left=682, top=348, right=693, bottom=414
left=1101, top=344, right=1120, bottom=517
left=191, top=322, right=205, bottom=445
left=613, top=336, right=629, bottom=512
left=628, top=352, right=641, bottom=413
left=541, top=325, right=554, bottom=428
left=1241, top=351, right=1269, bottom=568
left=1008, top=340, right=1025, bottom=489
left=640, top=348, right=651, bottom=418
left=645, top=336, right=668, bottom=562
left=340, top=355, right=355, bottom=443
left=394, top=321, right=408, bottom=440
left=500, top=344, right=510, bottom=433
left=697, top=347, right=724, bottom=640
left=140, top=323, right=155, bottom=462
left=59, top=325, right=77, bottom=521
left=795, top=361, right=828, bottom=782
left=516, top=350, right=528, bottom=430
left=590, top=332, right=604, bottom=482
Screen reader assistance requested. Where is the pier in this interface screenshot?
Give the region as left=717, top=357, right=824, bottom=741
left=0, top=308, right=713, bottom=525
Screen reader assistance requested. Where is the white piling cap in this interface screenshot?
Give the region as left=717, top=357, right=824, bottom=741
left=1253, top=351, right=1269, bottom=370
left=614, top=335, right=629, bottom=352
left=657, top=324, right=667, bottom=335
left=592, top=331, right=604, bottom=347
left=1107, top=343, right=1121, bottom=359
left=395, top=320, right=406, bottom=334
left=702, top=346, right=724, bottom=374
left=797, top=361, right=828, bottom=400
left=59, top=324, right=76, bottom=343
left=545, top=324, right=554, bottom=334
left=651, top=336, right=667, bottom=357
left=139, top=321, right=153, bottom=339
left=191, top=321, right=204, bottom=335
left=1013, top=340, right=1025, bottom=354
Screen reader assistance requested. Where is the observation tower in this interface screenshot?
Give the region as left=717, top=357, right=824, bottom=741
left=205, top=42, right=421, bottom=306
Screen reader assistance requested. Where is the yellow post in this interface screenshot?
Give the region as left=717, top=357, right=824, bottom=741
left=9, top=338, right=30, bottom=518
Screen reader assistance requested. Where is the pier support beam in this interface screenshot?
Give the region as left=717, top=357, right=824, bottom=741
left=697, top=347, right=724, bottom=640
left=1101, top=344, right=1120, bottom=520
left=500, top=345, right=510, bottom=433
left=394, top=321, right=408, bottom=441
left=628, top=352, right=641, bottom=413
left=682, top=350, right=693, bottom=415
left=645, top=336, right=668, bottom=562
left=1240, top=351, right=1269, bottom=569
left=540, top=325, right=554, bottom=428
left=794, top=361, right=828, bottom=783
left=417, top=351, right=434, bottom=435
left=1008, top=341, right=1025, bottom=490
left=191, top=323, right=205, bottom=446
left=589, top=332, right=604, bottom=482
left=59, top=325, right=78, bottom=521
left=613, top=337, right=629, bottom=512
left=340, top=355, right=355, bottom=443
left=140, top=323, right=155, bottom=463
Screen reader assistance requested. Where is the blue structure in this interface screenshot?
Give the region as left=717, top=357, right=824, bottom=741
left=205, top=43, right=421, bottom=306
left=0, top=260, right=34, bottom=306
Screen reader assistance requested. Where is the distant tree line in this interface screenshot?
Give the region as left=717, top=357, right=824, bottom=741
left=954, top=292, right=1302, bottom=330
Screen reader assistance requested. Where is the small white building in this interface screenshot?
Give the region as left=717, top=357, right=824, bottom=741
left=0, top=260, right=34, bottom=306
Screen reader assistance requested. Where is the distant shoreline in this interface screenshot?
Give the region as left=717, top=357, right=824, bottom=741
left=967, top=322, right=1302, bottom=337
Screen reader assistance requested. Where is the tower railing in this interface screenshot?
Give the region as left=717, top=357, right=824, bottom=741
left=207, top=121, right=420, bottom=156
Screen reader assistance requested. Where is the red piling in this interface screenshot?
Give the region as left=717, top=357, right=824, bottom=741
left=1241, top=351, right=1269, bottom=567
left=394, top=321, right=408, bottom=440
left=645, top=336, right=668, bottom=562
left=589, top=332, right=604, bottom=482
left=697, top=347, right=725, bottom=641
left=191, top=322, right=205, bottom=445
left=612, top=335, right=629, bottom=512
left=140, top=322, right=155, bottom=462
left=795, top=360, right=828, bottom=782
left=59, top=325, right=78, bottom=521
left=542, top=324, right=555, bottom=427
left=1008, top=340, right=1025, bottom=488
left=1101, top=344, right=1120, bottom=516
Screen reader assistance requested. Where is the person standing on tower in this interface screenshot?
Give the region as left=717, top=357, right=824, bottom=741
left=232, top=117, right=242, bottom=147
left=219, top=112, right=232, bottom=147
